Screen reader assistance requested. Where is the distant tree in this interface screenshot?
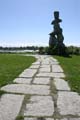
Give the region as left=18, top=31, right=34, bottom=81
left=39, top=47, right=45, bottom=54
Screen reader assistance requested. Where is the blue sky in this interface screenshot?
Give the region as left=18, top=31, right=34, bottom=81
left=0, top=0, right=80, bottom=47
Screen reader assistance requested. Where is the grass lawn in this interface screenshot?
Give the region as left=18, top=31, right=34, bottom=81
left=0, top=54, right=36, bottom=87
left=54, top=55, right=80, bottom=93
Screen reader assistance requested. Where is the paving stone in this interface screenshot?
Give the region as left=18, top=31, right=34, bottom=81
left=14, top=78, right=32, bottom=84
left=24, top=96, right=54, bottom=116
left=36, top=72, right=65, bottom=78
left=57, top=91, right=80, bottom=116
left=19, top=69, right=37, bottom=78
left=50, top=61, right=59, bottom=65
left=52, top=65, right=63, bottom=72
left=46, top=118, right=54, bottom=120
left=61, top=118, right=80, bottom=120
left=60, top=118, right=69, bottom=120
left=39, top=67, right=50, bottom=72
left=69, top=118, right=80, bottom=120
left=0, top=94, right=24, bottom=120
left=1, top=84, right=50, bottom=95
left=41, top=60, right=50, bottom=65
left=24, top=118, right=37, bottom=120
left=50, top=57, right=58, bottom=62
left=54, top=78, right=70, bottom=91
left=33, top=77, right=50, bottom=85
left=24, top=118, right=54, bottom=120
left=40, top=65, right=50, bottom=68
left=32, top=61, right=40, bottom=65
left=30, top=65, right=40, bottom=69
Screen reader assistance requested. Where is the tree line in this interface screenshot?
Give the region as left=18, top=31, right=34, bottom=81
left=39, top=46, right=80, bottom=55
left=0, top=45, right=80, bottom=55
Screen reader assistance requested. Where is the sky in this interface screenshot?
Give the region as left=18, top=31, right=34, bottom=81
left=0, top=0, right=80, bottom=47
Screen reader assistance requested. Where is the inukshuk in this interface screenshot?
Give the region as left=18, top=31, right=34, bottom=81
left=49, top=11, right=67, bottom=55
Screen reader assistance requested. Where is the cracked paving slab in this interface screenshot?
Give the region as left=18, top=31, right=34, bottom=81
left=57, top=91, right=80, bottom=116
left=24, top=96, right=54, bottom=117
left=19, top=69, right=37, bottom=78
left=1, top=84, right=50, bottom=95
left=0, top=94, right=24, bottom=120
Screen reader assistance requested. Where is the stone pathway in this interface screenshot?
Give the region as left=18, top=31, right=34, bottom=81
left=0, top=55, right=80, bottom=120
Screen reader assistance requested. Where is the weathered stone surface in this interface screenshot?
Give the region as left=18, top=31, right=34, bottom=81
left=46, top=118, right=54, bottom=120
left=60, top=118, right=68, bottom=120
left=39, top=67, right=50, bottom=72
left=1, top=84, right=50, bottom=95
left=32, top=61, right=40, bottom=65
left=40, top=65, right=50, bottom=68
left=57, top=91, right=80, bottom=115
left=19, top=69, right=37, bottom=78
left=14, top=78, right=32, bottom=84
left=54, top=78, right=70, bottom=91
left=69, top=118, right=80, bottom=120
left=24, top=118, right=37, bottom=120
left=50, top=61, right=59, bottom=65
left=24, top=118, right=54, bottom=120
left=51, top=57, right=58, bottom=62
left=61, top=118, right=80, bottom=120
left=52, top=65, right=63, bottom=72
left=41, top=62, right=50, bottom=65
left=24, top=96, right=54, bottom=116
left=30, top=65, right=40, bottom=69
left=0, top=94, right=24, bottom=120
left=33, top=77, right=50, bottom=85
left=36, top=72, right=65, bottom=78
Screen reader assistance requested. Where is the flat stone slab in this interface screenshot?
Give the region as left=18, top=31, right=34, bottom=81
left=57, top=91, right=80, bottom=116
left=36, top=72, right=65, bottom=78
left=24, top=96, right=54, bottom=116
left=24, top=118, right=37, bottom=120
left=50, top=57, right=58, bottom=62
left=0, top=94, right=24, bottom=120
left=30, top=65, right=40, bottom=69
left=69, top=118, right=80, bottom=120
left=41, top=62, right=50, bottom=65
left=40, top=65, right=50, bottom=68
left=24, top=118, right=54, bottom=120
left=33, top=77, right=50, bottom=85
left=39, top=67, right=50, bottom=72
left=1, top=84, right=50, bottom=95
left=54, top=78, right=70, bottom=91
left=52, top=65, right=63, bottom=72
left=19, top=69, right=37, bottom=78
left=14, top=78, right=32, bottom=84
left=50, top=61, right=58, bottom=64
left=46, top=118, right=54, bottom=120
left=61, top=118, right=80, bottom=120
left=32, top=61, right=40, bottom=65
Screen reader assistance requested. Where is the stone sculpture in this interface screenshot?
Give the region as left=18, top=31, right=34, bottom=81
left=49, top=11, right=67, bottom=55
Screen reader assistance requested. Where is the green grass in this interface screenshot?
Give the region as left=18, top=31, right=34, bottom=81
left=54, top=55, right=80, bottom=93
left=0, top=54, right=36, bottom=87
